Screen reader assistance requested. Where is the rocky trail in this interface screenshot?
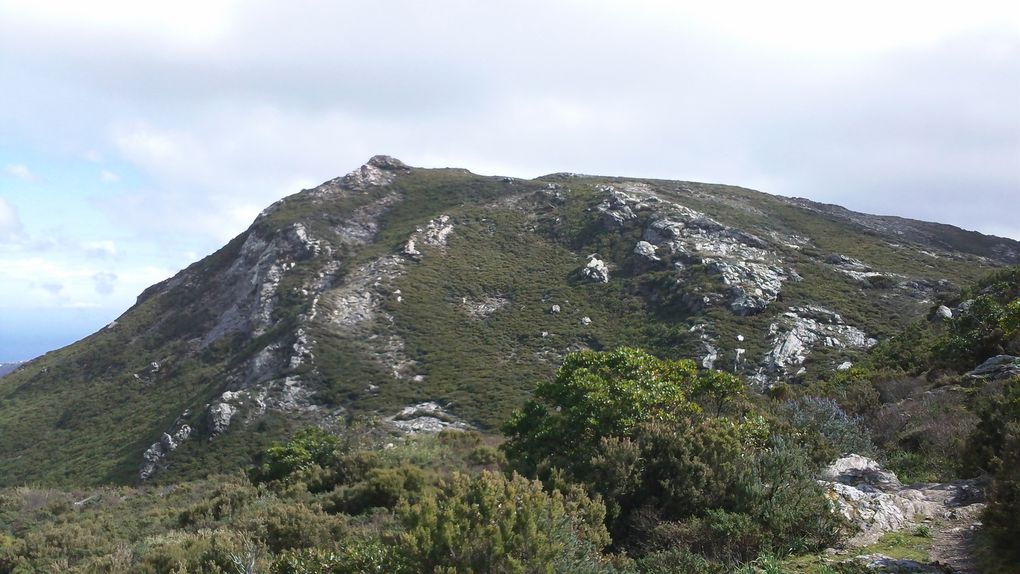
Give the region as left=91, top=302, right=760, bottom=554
left=821, top=454, right=986, bottom=573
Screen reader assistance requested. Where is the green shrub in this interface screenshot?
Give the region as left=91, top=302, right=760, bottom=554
left=397, top=471, right=613, bottom=573
left=253, top=427, right=341, bottom=483
left=328, top=465, right=429, bottom=515
left=503, top=348, right=701, bottom=476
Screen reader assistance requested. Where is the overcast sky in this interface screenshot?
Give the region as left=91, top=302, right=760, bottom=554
left=1, top=0, right=1018, bottom=361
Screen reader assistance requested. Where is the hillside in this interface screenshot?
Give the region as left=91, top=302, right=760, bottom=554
left=1, top=156, right=1017, bottom=486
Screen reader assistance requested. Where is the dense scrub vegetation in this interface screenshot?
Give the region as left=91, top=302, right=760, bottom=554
left=1, top=266, right=1018, bottom=572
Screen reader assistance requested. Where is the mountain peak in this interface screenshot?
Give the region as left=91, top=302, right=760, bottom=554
left=366, top=155, right=409, bottom=170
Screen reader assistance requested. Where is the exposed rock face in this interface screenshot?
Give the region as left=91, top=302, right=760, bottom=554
left=965, top=355, right=1020, bottom=380
left=756, top=307, right=877, bottom=383
left=615, top=187, right=788, bottom=315
left=820, top=454, right=985, bottom=547
left=337, top=154, right=409, bottom=191
left=633, top=240, right=660, bottom=262
left=596, top=187, right=641, bottom=228
left=823, top=454, right=901, bottom=490
left=208, top=402, right=238, bottom=436
left=139, top=422, right=191, bottom=481
left=389, top=402, right=471, bottom=434
left=404, top=215, right=454, bottom=259
left=582, top=255, right=610, bottom=283
left=707, top=259, right=787, bottom=315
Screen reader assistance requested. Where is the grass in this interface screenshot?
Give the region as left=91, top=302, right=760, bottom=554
left=782, top=529, right=933, bottom=573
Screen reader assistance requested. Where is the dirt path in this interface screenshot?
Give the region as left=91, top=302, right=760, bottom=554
left=928, top=506, right=983, bottom=574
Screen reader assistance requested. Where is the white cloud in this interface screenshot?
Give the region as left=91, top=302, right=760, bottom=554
left=0, top=253, right=172, bottom=309
left=82, top=240, right=118, bottom=257
left=99, top=169, right=120, bottom=183
left=4, top=164, right=36, bottom=181
left=92, top=271, right=117, bottom=295
left=0, top=199, right=24, bottom=241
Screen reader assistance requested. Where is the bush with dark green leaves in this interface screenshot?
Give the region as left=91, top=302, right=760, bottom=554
left=503, top=347, right=736, bottom=476
left=398, top=470, right=614, bottom=574
left=503, top=348, right=841, bottom=563
left=252, top=427, right=341, bottom=483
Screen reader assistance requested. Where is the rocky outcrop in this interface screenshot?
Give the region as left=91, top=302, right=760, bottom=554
left=706, top=259, right=787, bottom=315
left=139, top=420, right=192, bottom=481
left=208, top=401, right=238, bottom=436
left=462, top=295, right=510, bottom=319
left=822, top=453, right=901, bottom=490
left=404, top=215, right=454, bottom=259
left=755, top=306, right=877, bottom=384
left=965, top=355, right=1020, bottom=380
left=389, top=402, right=471, bottom=434
left=820, top=454, right=985, bottom=547
left=582, top=255, right=610, bottom=283
left=338, top=155, right=409, bottom=191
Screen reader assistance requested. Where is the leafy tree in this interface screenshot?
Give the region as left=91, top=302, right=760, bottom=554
left=694, top=370, right=745, bottom=416
left=253, top=427, right=341, bottom=483
left=502, top=348, right=701, bottom=475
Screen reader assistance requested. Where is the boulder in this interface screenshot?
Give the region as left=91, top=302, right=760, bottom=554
left=822, top=454, right=901, bottom=489
left=633, top=240, right=660, bottom=261
left=966, top=355, right=1020, bottom=380
left=208, top=402, right=237, bottom=436
left=389, top=402, right=471, bottom=434
left=582, top=255, right=610, bottom=283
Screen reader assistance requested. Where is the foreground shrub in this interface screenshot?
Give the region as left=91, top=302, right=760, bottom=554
left=398, top=470, right=613, bottom=573
left=503, top=348, right=713, bottom=477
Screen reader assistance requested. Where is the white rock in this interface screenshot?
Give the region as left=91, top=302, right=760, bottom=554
left=633, top=240, right=660, bottom=261
left=582, top=255, right=610, bottom=283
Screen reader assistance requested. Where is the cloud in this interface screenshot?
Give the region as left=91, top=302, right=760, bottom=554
left=92, top=271, right=117, bottom=295
left=82, top=240, right=118, bottom=257
left=99, top=169, right=120, bottom=183
left=4, top=164, right=36, bottom=181
left=0, top=199, right=24, bottom=241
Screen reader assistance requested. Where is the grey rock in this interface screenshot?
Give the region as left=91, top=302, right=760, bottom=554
left=633, top=240, right=660, bottom=261
left=338, top=155, right=408, bottom=191
left=596, top=189, right=639, bottom=228
left=837, top=361, right=854, bottom=371
left=758, top=307, right=876, bottom=383
left=701, top=341, right=719, bottom=370
left=854, top=554, right=946, bottom=573
left=139, top=422, right=192, bottom=481
left=389, top=402, right=471, bottom=434
left=935, top=305, right=953, bottom=320
left=582, top=255, right=610, bottom=283
left=966, top=355, right=1020, bottom=380
left=550, top=304, right=561, bottom=314
left=462, top=295, right=509, bottom=319
left=208, top=402, right=237, bottom=436
left=823, top=454, right=901, bottom=489
left=820, top=454, right=985, bottom=547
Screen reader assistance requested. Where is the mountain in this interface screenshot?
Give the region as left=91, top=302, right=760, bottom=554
left=0, top=363, right=21, bottom=378
left=1, top=156, right=1017, bottom=486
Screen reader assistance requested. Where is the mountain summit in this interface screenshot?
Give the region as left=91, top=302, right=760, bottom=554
left=1, top=157, right=1017, bottom=485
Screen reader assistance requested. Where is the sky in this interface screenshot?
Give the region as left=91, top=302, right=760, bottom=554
left=1, top=0, right=1018, bottom=362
